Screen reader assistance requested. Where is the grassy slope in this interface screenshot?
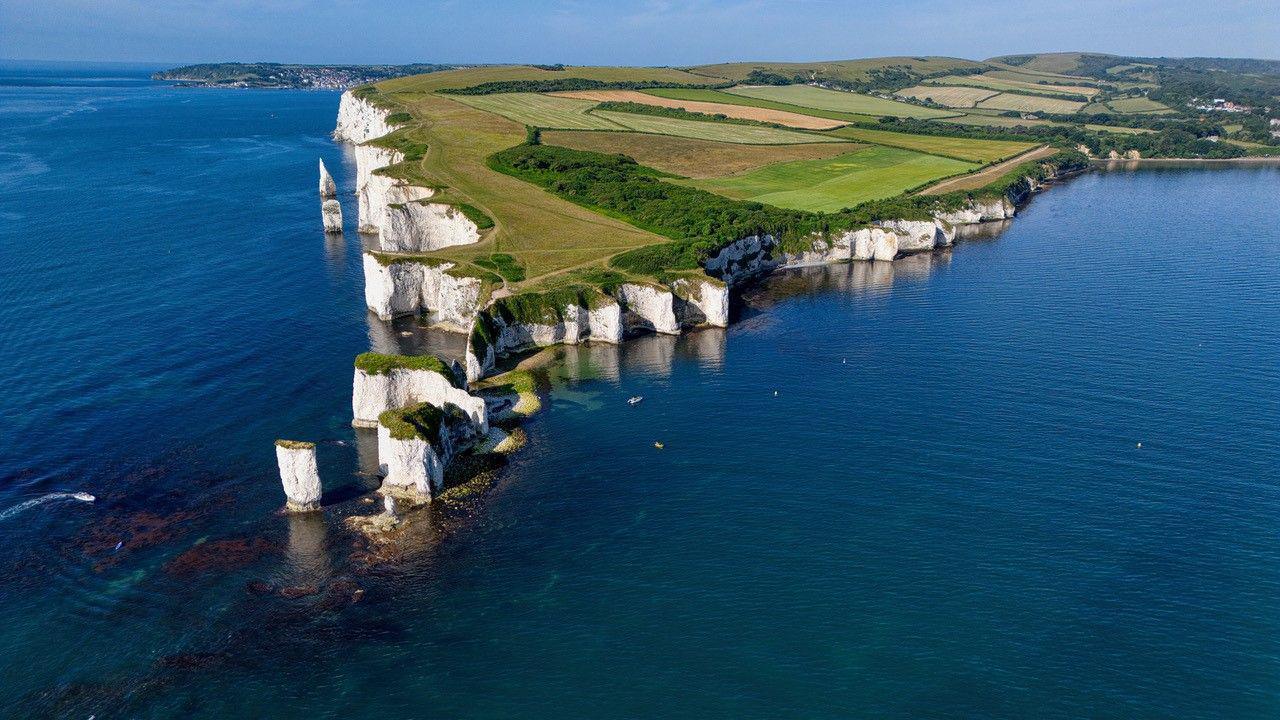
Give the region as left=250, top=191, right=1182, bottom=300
left=823, top=126, right=1035, bottom=163
left=690, top=56, right=986, bottom=83
left=726, top=85, right=959, bottom=119
left=678, top=146, right=976, bottom=212
left=540, top=130, right=865, bottom=178
left=375, top=68, right=680, bottom=283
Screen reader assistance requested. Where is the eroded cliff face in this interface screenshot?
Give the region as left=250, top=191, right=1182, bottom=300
left=352, top=366, right=488, bottom=433
left=334, top=92, right=394, bottom=144
left=353, top=145, right=436, bottom=234
left=377, top=425, right=447, bottom=498
left=362, top=253, right=484, bottom=330
left=275, top=443, right=321, bottom=512
left=334, top=91, right=450, bottom=241
left=380, top=201, right=481, bottom=252
left=616, top=283, right=680, bottom=335
left=321, top=199, right=343, bottom=233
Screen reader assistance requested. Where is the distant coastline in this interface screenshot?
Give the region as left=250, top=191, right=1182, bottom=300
left=152, top=62, right=459, bottom=89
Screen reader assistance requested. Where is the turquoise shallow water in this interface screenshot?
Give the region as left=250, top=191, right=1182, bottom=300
left=1, top=63, right=1279, bottom=718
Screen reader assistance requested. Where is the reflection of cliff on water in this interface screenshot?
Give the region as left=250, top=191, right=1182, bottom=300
left=366, top=312, right=468, bottom=361
left=742, top=250, right=961, bottom=311
left=285, top=511, right=331, bottom=582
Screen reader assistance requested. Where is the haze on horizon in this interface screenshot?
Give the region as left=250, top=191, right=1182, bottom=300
left=2, top=0, right=1277, bottom=67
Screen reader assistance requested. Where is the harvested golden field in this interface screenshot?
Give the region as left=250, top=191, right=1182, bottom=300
left=976, top=92, right=1087, bottom=114
left=896, top=85, right=997, bottom=108
left=549, top=90, right=845, bottom=130
left=929, top=74, right=1100, bottom=97
left=540, top=130, right=865, bottom=178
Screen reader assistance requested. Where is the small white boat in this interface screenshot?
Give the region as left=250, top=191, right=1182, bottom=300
left=627, top=396, right=644, bottom=405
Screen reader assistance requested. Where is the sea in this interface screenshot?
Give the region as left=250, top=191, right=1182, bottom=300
left=0, top=61, right=1277, bottom=719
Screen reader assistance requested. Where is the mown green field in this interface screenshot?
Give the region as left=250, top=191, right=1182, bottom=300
left=592, top=110, right=843, bottom=144
left=450, top=92, right=624, bottom=130
left=726, top=85, right=959, bottom=119
left=896, top=84, right=998, bottom=108
left=1105, top=96, right=1175, bottom=114
left=540, top=130, right=864, bottom=178
left=824, top=126, right=1035, bottom=162
left=679, top=146, right=976, bottom=212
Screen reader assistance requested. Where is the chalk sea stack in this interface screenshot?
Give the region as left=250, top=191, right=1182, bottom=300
left=275, top=440, right=321, bottom=512
left=318, top=158, right=337, bottom=198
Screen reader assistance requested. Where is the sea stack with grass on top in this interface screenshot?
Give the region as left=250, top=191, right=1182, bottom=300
left=275, top=439, right=322, bottom=512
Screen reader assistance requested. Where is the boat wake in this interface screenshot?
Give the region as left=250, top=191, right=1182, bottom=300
left=0, top=492, right=95, bottom=521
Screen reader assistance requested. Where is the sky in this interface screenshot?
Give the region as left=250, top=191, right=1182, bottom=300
left=2, top=0, right=1277, bottom=66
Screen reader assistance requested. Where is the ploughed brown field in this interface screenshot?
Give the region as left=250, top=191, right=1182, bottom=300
left=548, top=89, right=847, bottom=130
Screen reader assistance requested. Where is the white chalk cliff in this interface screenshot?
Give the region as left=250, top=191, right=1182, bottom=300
left=334, top=92, right=394, bottom=144
left=362, top=253, right=485, bottom=329
left=377, top=423, right=448, bottom=498
left=352, top=363, right=488, bottom=434
left=380, top=201, right=481, bottom=252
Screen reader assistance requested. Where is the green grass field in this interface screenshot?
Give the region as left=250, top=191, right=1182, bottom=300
left=896, top=85, right=998, bottom=108
left=949, top=114, right=1060, bottom=128
left=824, top=126, right=1034, bottom=162
left=592, top=110, right=843, bottom=144
left=540, top=130, right=864, bottom=178
left=725, top=85, right=958, bottom=119
left=450, top=92, right=624, bottom=130
left=975, top=92, right=1087, bottom=114
left=1105, top=97, right=1175, bottom=114
left=679, top=146, right=976, bottom=211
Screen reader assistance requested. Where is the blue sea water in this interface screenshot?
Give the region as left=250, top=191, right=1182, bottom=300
left=1, top=62, right=1278, bottom=718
